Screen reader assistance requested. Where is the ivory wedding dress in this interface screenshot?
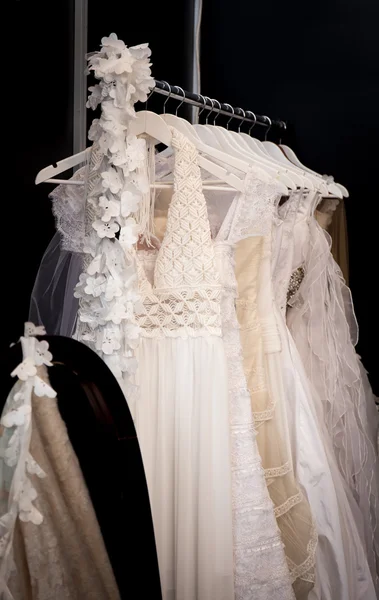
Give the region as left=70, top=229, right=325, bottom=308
left=271, top=191, right=377, bottom=599
left=133, top=128, right=295, bottom=600
left=286, top=191, right=379, bottom=591
left=235, top=230, right=317, bottom=599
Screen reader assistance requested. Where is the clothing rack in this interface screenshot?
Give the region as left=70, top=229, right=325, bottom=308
left=152, top=79, right=286, bottom=131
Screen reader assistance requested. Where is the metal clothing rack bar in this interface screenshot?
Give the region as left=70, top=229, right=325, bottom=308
left=152, top=79, right=285, bottom=130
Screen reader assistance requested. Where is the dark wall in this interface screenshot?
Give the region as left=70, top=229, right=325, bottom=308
left=8, top=0, right=75, bottom=347
left=200, top=0, right=379, bottom=391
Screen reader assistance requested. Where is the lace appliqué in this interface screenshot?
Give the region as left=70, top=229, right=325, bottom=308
left=73, top=35, right=154, bottom=394
left=0, top=324, right=56, bottom=600
left=287, top=266, right=305, bottom=306
left=215, top=222, right=295, bottom=596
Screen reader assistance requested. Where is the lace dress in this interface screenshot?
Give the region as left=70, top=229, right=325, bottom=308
left=235, top=221, right=317, bottom=597
left=286, top=191, right=379, bottom=591
left=133, top=128, right=294, bottom=600
left=271, top=191, right=377, bottom=599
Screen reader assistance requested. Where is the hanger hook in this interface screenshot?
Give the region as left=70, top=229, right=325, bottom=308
left=263, top=115, right=272, bottom=140
left=145, top=86, right=155, bottom=109
left=161, top=81, right=172, bottom=114
left=278, top=120, right=287, bottom=145
left=174, top=86, right=185, bottom=116
left=211, top=99, right=222, bottom=124
left=197, top=93, right=207, bottom=118
left=235, top=107, right=246, bottom=133
left=224, top=104, right=235, bottom=130
left=204, top=96, right=214, bottom=125
left=246, top=111, right=257, bottom=135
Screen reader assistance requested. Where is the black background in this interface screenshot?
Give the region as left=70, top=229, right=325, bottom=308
left=9, top=0, right=379, bottom=391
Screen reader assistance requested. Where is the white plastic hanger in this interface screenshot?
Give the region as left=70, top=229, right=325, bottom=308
left=198, top=103, right=297, bottom=190
left=280, top=143, right=347, bottom=198
left=156, top=90, right=287, bottom=193
left=130, top=110, right=246, bottom=192
left=234, top=111, right=315, bottom=190
left=35, top=148, right=91, bottom=185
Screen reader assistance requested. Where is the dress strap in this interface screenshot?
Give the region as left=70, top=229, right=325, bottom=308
left=154, top=127, right=220, bottom=290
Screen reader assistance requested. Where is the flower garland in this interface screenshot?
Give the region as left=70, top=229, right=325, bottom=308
left=74, top=34, right=154, bottom=396
left=0, top=323, right=56, bottom=597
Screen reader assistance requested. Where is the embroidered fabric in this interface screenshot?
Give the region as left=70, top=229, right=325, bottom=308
left=135, top=128, right=223, bottom=339
left=235, top=233, right=318, bottom=598
left=0, top=324, right=55, bottom=599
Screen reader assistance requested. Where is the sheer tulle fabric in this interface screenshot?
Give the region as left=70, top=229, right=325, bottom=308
left=1, top=367, right=120, bottom=600
left=235, top=235, right=317, bottom=598
left=287, top=195, right=379, bottom=587
left=134, top=337, right=235, bottom=600
left=29, top=232, right=82, bottom=337
left=276, top=308, right=377, bottom=600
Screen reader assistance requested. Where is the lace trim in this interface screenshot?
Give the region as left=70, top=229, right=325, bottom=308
left=274, top=491, right=302, bottom=518
left=218, top=168, right=282, bottom=244
left=216, top=246, right=295, bottom=599
left=286, top=524, right=318, bottom=584
left=50, top=167, right=87, bottom=252
left=264, top=461, right=292, bottom=480
left=0, top=323, right=56, bottom=600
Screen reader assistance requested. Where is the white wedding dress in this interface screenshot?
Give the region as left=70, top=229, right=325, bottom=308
left=286, top=192, right=379, bottom=590
left=270, top=192, right=377, bottom=599
left=133, top=128, right=295, bottom=600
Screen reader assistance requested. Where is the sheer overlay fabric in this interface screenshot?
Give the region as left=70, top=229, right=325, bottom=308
left=1, top=366, right=120, bottom=600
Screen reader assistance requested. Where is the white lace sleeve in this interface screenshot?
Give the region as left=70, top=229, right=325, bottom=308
left=220, top=168, right=283, bottom=244
left=50, top=167, right=88, bottom=252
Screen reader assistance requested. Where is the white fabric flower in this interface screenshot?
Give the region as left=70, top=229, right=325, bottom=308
left=11, top=358, right=37, bottom=381
left=19, top=479, right=43, bottom=525
left=84, top=274, right=106, bottom=297
left=88, top=118, right=102, bottom=141
left=99, top=195, right=120, bottom=222
left=86, top=84, right=103, bottom=110
left=125, top=137, right=146, bottom=171
left=97, top=329, right=122, bottom=355
left=24, top=323, right=46, bottom=338
left=121, top=190, right=141, bottom=217
left=100, top=33, right=126, bottom=53
left=92, top=219, right=120, bottom=239
left=26, top=454, right=46, bottom=478
left=1, top=405, right=32, bottom=428
left=34, top=340, right=53, bottom=367
left=87, top=253, right=106, bottom=276
left=104, top=278, right=123, bottom=302
left=104, top=301, right=128, bottom=325
left=33, top=376, right=57, bottom=399
left=119, top=218, right=139, bottom=246
left=101, top=169, right=123, bottom=194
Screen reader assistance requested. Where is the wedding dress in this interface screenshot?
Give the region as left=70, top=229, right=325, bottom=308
left=286, top=192, right=379, bottom=589
left=0, top=336, right=120, bottom=600
left=235, top=231, right=317, bottom=599
left=271, top=192, right=377, bottom=599
left=132, top=128, right=295, bottom=600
